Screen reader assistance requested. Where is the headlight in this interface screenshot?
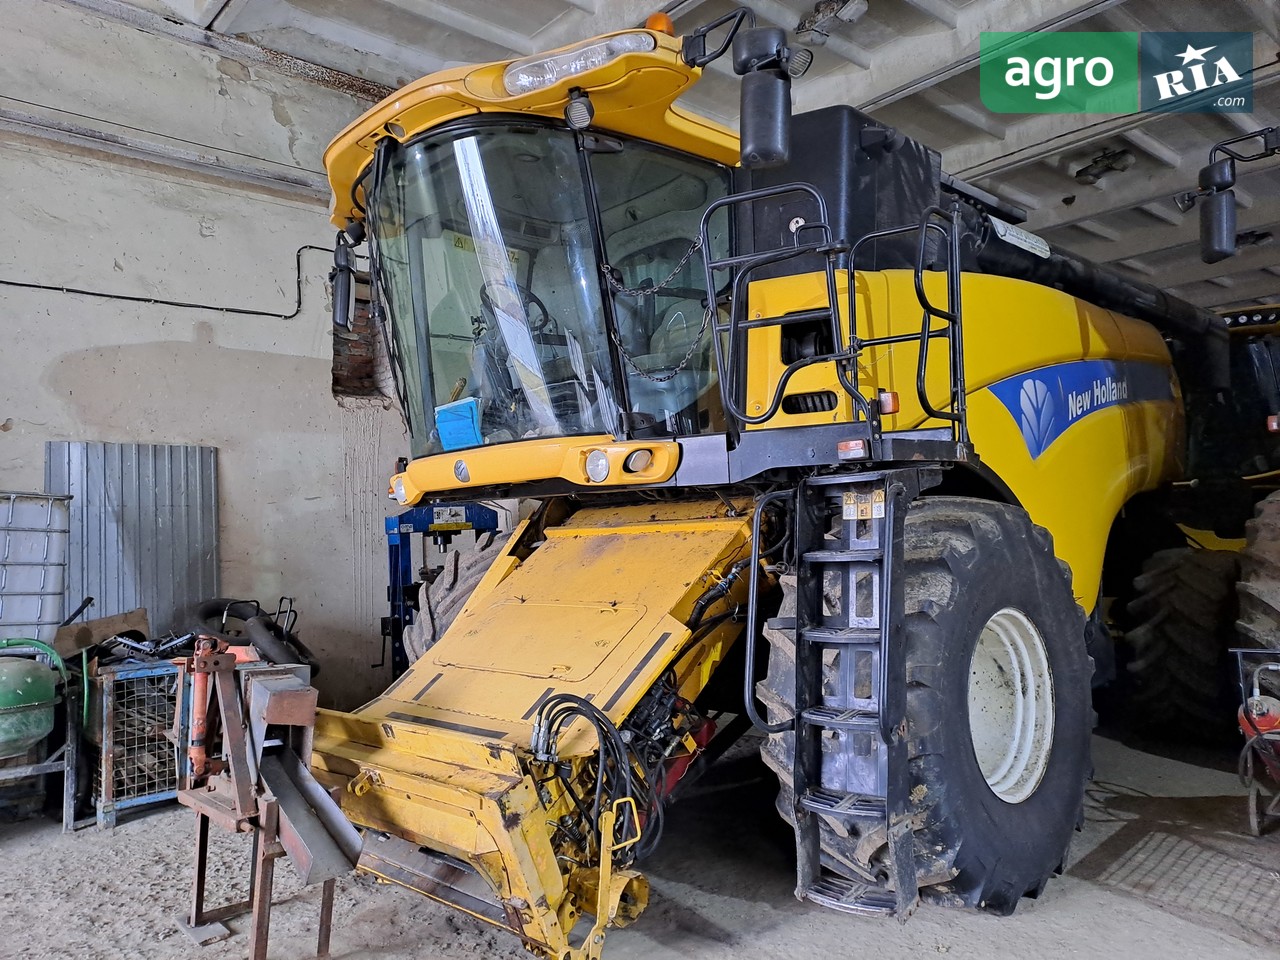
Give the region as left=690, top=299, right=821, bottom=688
left=584, top=449, right=611, bottom=483
left=391, top=476, right=410, bottom=504
left=623, top=449, right=653, bottom=472
left=503, top=32, right=657, bottom=96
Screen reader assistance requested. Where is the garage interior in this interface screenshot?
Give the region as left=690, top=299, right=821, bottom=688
left=1, top=1, right=1278, bottom=958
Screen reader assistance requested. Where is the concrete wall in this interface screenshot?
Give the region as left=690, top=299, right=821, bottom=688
left=0, top=1, right=406, bottom=706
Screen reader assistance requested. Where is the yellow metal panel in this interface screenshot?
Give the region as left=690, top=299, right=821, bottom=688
left=435, top=600, right=647, bottom=680
left=740, top=268, right=1182, bottom=612
left=325, top=30, right=738, bottom=225
left=965, top=388, right=1180, bottom=611
left=743, top=269, right=1171, bottom=432
left=392, top=437, right=680, bottom=506
left=359, top=501, right=750, bottom=754
left=1178, top=526, right=1246, bottom=552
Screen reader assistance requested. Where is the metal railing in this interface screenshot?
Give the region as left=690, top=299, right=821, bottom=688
left=698, top=183, right=969, bottom=451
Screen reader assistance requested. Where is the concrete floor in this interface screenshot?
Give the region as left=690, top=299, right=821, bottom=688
left=1, top=735, right=1276, bottom=960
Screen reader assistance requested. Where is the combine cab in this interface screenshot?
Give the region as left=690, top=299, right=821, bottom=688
left=313, top=9, right=1228, bottom=958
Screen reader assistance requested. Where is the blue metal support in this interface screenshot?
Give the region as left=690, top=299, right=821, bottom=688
left=381, top=502, right=500, bottom=677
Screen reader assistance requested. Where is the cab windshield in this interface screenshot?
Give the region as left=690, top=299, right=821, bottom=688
left=368, top=121, right=729, bottom=457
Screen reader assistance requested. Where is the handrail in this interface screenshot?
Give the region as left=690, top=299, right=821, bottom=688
left=876, top=481, right=907, bottom=744
left=845, top=205, right=968, bottom=442
left=697, top=182, right=969, bottom=449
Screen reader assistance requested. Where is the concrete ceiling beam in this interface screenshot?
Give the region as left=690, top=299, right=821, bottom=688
left=793, top=0, right=1131, bottom=112
left=919, top=87, right=1007, bottom=139
left=899, top=0, right=960, bottom=28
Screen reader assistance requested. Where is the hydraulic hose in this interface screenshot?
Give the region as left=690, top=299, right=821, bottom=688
left=244, top=616, right=321, bottom=677
left=0, top=638, right=67, bottom=682
left=687, top=558, right=753, bottom=630
left=189, top=598, right=321, bottom=676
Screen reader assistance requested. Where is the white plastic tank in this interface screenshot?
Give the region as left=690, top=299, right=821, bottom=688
left=0, top=493, right=71, bottom=643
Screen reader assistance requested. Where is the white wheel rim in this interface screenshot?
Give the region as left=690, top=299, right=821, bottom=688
left=967, top=607, right=1055, bottom=804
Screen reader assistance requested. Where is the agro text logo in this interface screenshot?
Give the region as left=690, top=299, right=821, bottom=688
left=980, top=32, right=1138, bottom=114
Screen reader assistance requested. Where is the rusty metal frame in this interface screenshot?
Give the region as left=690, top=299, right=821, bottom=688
left=177, top=642, right=337, bottom=957
left=183, top=799, right=336, bottom=959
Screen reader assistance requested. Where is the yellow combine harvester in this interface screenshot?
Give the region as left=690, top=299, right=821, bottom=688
left=314, top=9, right=1231, bottom=958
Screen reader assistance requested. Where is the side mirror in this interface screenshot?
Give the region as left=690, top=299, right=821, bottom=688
left=1200, top=189, right=1237, bottom=264
left=739, top=69, right=790, bottom=168
left=735, top=27, right=792, bottom=169
left=330, top=224, right=363, bottom=329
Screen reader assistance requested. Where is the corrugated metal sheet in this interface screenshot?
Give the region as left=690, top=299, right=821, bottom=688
left=45, top=443, right=219, bottom=634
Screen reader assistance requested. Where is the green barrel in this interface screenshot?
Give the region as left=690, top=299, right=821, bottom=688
left=0, top=654, right=59, bottom=759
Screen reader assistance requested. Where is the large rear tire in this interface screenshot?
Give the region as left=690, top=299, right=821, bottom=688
left=1238, top=491, right=1280, bottom=695
left=1119, top=547, right=1239, bottom=738
left=760, top=497, right=1091, bottom=913
left=1239, top=490, right=1280, bottom=653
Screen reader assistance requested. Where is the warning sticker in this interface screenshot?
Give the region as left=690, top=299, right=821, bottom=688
left=842, top=489, right=886, bottom=521
left=842, top=491, right=859, bottom=521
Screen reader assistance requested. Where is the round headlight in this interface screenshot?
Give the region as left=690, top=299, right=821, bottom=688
left=623, top=449, right=653, bottom=473
left=391, top=476, right=409, bottom=504
left=584, top=450, right=611, bottom=483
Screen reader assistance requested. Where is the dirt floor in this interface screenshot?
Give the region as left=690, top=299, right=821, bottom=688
left=1, top=734, right=1277, bottom=960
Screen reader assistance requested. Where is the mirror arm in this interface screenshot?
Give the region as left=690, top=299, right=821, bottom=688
left=681, top=6, right=755, bottom=69
left=1210, top=125, right=1280, bottom=165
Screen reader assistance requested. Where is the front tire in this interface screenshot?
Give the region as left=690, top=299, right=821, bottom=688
left=759, top=497, right=1091, bottom=912
left=401, top=532, right=510, bottom=661
left=905, top=499, right=1091, bottom=911
left=1239, top=490, right=1280, bottom=657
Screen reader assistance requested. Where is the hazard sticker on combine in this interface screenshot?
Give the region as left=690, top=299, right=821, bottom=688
left=842, top=490, right=886, bottom=520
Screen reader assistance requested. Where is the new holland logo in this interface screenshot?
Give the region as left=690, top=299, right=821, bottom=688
left=1140, top=32, right=1253, bottom=113
left=988, top=359, right=1174, bottom=461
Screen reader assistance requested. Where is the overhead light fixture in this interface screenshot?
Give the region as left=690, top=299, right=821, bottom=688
left=503, top=31, right=656, bottom=95
left=796, top=0, right=868, bottom=47
left=1074, top=148, right=1136, bottom=186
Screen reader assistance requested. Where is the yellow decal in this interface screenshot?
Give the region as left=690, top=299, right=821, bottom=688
left=451, top=233, right=519, bottom=264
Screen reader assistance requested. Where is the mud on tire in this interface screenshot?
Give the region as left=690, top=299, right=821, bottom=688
left=1239, top=490, right=1280, bottom=652
left=759, top=497, right=1091, bottom=913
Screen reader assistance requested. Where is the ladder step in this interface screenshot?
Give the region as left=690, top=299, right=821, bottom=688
left=803, top=548, right=882, bottom=564
left=802, top=626, right=880, bottom=645
left=765, top=616, right=796, bottom=633
left=799, top=788, right=885, bottom=820
left=804, top=874, right=897, bottom=917
left=801, top=706, right=881, bottom=731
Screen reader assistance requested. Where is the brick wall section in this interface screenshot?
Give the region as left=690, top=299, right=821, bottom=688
left=332, top=277, right=388, bottom=399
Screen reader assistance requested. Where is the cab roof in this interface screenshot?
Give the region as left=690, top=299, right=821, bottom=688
left=324, top=28, right=739, bottom=227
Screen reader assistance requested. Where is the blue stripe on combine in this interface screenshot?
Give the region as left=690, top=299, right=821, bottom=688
left=987, top=359, right=1174, bottom=460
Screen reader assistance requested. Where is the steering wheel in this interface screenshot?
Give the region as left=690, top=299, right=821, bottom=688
left=479, top=279, right=555, bottom=334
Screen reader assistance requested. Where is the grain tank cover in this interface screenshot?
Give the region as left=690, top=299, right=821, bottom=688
left=745, top=105, right=941, bottom=276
